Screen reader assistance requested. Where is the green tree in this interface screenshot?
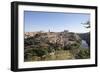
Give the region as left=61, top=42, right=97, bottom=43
left=82, top=21, right=90, bottom=28
left=75, top=49, right=90, bottom=59
left=62, top=42, right=81, bottom=59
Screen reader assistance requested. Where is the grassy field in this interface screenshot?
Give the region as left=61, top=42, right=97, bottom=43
left=46, top=50, right=74, bottom=60
left=25, top=50, right=74, bottom=62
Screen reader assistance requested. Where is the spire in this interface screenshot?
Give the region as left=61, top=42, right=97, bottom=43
left=49, top=29, right=50, bottom=32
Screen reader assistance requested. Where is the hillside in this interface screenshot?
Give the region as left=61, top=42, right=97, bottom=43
left=78, top=32, right=90, bottom=48
left=24, top=31, right=90, bottom=62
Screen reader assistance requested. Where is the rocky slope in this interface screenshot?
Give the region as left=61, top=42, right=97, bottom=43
left=78, top=32, right=90, bottom=47
left=24, top=31, right=90, bottom=61
left=24, top=31, right=81, bottom=49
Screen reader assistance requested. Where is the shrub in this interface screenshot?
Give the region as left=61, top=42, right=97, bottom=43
left=33, top=48, right=48, bottom=57
left=48, top=47, right=55, bottom=53
left=70, top=43, right=80, bottom=49
left=63, top=44, right=71, bottom=50
left=24, top=38, right=35, bottom=46
left=67, top=43, right=81, bottom=57
left=63, top=43, right=80, bottom=50
left=24, top=52, right=33, bottom=61
left=75, top=49, right=90, bottom=59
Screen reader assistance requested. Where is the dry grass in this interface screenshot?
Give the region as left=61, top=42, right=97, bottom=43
left=25, top=50, right=74, bottom=62
left=45, top=50, right=73, bottom=60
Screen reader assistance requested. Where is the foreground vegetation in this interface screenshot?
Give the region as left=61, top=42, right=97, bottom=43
left=24, top=40, right=90, bottom=62
left=24, top=48, right=90, bottom=62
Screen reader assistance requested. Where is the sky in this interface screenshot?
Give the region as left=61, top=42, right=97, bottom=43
left=24, top=11, right=90, bottom=33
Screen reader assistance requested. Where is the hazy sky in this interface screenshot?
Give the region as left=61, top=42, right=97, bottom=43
left=24, top=11, right=90, bottom=33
